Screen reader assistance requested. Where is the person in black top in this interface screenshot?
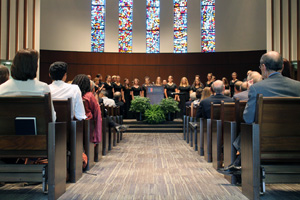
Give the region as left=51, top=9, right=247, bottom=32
left=222, top=77, right=230, bottom=90
left=229, top=72, right=239, bottom=97
left=113, top=75, right=123, bottom=94
left=142, top=76, right=152, bottom=97
left=155, top=76, right=162, bottom=86
left=205, top=73, right=213, bottom=87
left=190, top=78, right=204, bottom=94
left=122, top=78, right=133, bottom=118
left=131, top=78, right=142, bottom=100
left=178, top=77, right=191, bottom=118
left=103, top=75, right=114, bottom=99
left=164, top=75, right=177, bottom=99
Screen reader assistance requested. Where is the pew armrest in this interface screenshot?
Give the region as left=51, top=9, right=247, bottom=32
left=189, top=122, right=198, bottom=129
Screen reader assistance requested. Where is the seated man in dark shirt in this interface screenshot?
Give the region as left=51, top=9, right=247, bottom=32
left=196, top=80, right=234, bottom=119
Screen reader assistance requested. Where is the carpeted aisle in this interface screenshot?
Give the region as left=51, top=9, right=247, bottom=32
left=59, top=133, right=247, bottom=200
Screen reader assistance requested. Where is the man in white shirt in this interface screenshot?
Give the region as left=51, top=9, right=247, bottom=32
left=99, top=90, right=116, bottom=107
left=49, top=62, right=86, bottom=120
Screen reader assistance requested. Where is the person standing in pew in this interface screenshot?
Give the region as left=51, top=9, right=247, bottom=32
left=0, top=65, right=9, bottom=85
left=220, top=51, right=300, bottom=175
left=48, top=62, right=87, bottom=120
left=196, top=80, right=234, bottom=119
left=0, top=49, right=56, bottom=122
left=72, top=74, right=102, bottom=144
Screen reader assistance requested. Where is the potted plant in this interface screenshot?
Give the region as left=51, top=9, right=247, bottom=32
left=145, top=105, right=166, bottom=124
left=129, top=96, right=151, bottom=121
left=160, top=97, right=180, bottom=121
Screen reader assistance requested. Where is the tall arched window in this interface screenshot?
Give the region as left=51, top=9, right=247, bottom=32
left=119, top=0, right=133, bottom=53
left=201, top=0, right=215, bottom=52
left=146, top=0, right=160, bottom=53
left=91, top=0, right=106, bottom=52
left=173, top=0, right=187, bottom=53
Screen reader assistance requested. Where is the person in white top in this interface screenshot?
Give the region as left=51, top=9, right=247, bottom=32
left=48, top=62, right=86, bottom=120
left=0, top=49, right=56, bottom=122
left=100, top=90, right=116, bottom=107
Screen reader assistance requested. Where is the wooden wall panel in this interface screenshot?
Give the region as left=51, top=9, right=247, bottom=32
left=40, top=50, right=266, bottom=85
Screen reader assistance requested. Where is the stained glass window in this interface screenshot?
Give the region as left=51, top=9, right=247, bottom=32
left=174, top=0, right=187, bottom=53
left=91, top=0, right=106, bottom=52
left=146, top=0, right=160, bottom=53
left=201, top=0, right=215, bottom=52
left=119, top=0, right=133, bottom=53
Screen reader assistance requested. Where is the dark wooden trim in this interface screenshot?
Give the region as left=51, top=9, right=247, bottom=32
left=6, top=0, right=10, bottom=60
left=0, top=0, right=2, bottom=58
left=15, top=0, right=19, bottom=52
left=288, top=0, right=291, bottom=61
left=23, top=0, right=27, bottom=49
left=280, top=0, right=283, bottom=54
left=32, top=0, right=35, bottom=49
left=297, top=0, right=300, bottom=81
left=271, top=0, right=274, bottom=51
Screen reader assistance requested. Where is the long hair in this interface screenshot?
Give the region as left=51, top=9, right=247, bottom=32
left=179, top=77, right=189, bottom=87
left=124, top=78, right=131, bottom=89
left=222, top=77, right=229, bottom=87
left=72, top=74, right=91, bottom=96
left=201, top=87, right=212, bottom=101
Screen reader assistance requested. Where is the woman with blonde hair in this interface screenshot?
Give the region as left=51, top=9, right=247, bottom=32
left=201, top=87, right=212, bottom=101
left=205, top=73, right=213, bottom=87
left=164, top=75, right=177, bottom=99
left=178, top=77, right=190, bottom=118
left=131, top=78, right=142, bottom=100
left=155, top=76, right=162, bottom=86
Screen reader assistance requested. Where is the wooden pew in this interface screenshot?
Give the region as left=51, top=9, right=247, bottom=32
left=241, top=95, right=300, bottom=200
left=0, top=94, right=67, bottom=200
left=223, top=100, right=247, bottom=183
left=114, top=106, right=120, bottom=144
left=100, top=104, right=109, bottom=156
left=203, top=103, right=221, bottom=162
left=188, top=106, right=199, bottom=151
left=93, top=104, right=103, bottom=162
left=197, top=118, right=204, bottom=156
left=53, top=99, right=83, bottom=183
left=106, top=106, right=114, bottom=150
left=211, top=101, right=235, bottom=169
left=185, top=106, right=190, bottom=143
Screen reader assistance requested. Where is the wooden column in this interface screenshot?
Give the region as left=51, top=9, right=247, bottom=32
left=15, top=0, right=19, bottom=52
left=23, top=0, right=27, bottom=49
left=6, top=0, right=10, bottom=60
left=32, top=0, right=36, bottom=49
left=271, top=0, right=274, bottom=51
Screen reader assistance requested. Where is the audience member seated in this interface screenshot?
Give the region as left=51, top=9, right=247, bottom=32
left=233, top=71, right=262, bottom=101
left=72, top=74, right=102, bottom=144
left=224, top=90, right=230, bottom=97
left=220, top=51, right=300, bottom=175
left=49, top=61, right=86, bottom=120
left=233, top=81, right=243, bottom=95
left=0, top=49, right=56, bottom=121
left=243, top=51, right=300, bottom=124
left=196, top=80, right=234, bottom=119
left=100, top=90, right=116, bottom=107
left=0, top=65, right=9, bottom=85
left=192, top=88, right=203, bottom=107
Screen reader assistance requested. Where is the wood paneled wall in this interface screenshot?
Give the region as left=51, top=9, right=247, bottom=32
left=40, top=50, right=266, bottom=85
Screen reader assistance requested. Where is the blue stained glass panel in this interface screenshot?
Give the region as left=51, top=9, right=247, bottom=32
left=119, top=30, right=132, bottom=53
left=202, top=5, right=215, bottom=29
left=92, top=0, right=105, bottom=5
left=91, top=29, right=105, bottom=52
left=201, top=0, right=215, bottom=6
left=119, top=7, right=133, bottom=30
left=146, top=7, right=160, bottom=31
left=146, top=31, right=160, bottom=53
left=91, top=6, right=105, bottom=30
left=174, top=30, right=187, bottom=53
left=174, top=7, right=187, bottom=30
left=147, top=0, right=160, bottom=7
left=174, top=0, right=187, bottom=7
left=201, top=29, right=215, bottom=52
left=119, top=0, right=133, bottom=7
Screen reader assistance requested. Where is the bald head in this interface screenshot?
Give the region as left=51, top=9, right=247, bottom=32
left=248, top=71, right=262, bottom=84
left=260, top=51, right=283, bottom=71
left=212, top=80, right=224, bottom=94
left=241, top=82, right=248, bottom=91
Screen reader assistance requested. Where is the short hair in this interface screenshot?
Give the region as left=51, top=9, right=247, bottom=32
left=234, top=81, right=243, bottom=91
left=96, top=74, right=101, bottom=78
left=196, top=88, right=203, bottom=99
left=90, top=80, right=95, bottom=91
left=224, top=90, right=230, bottom=96
left=100, top=90, right=108, bottom=97
left=11, top=49, right=38, bottom=81
left=248, top=71, right=262, bottom=84
left=260, top=51, right=283, bottom=71
left=241, top=82, right=248, bottom=91
left=190, top=92, right=197, bottom=100
left=212, top=80, right=224, bottom=94
left=114, top=91, right=122, bottom=98
left=49, top=61, right=68, bottom=80
left=72, top=74, right=90, bottom=96
left=0, top=65, right=9, bottom=85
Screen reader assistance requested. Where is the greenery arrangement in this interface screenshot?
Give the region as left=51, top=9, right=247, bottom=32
left=159, top=97, right=180, bottom=114
left=129, top=96, right=151, bottom=113
left=144, top=105, right=166, bottom=124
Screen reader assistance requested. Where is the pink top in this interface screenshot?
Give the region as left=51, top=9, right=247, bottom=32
left=83, top=92, right=102, bottom=143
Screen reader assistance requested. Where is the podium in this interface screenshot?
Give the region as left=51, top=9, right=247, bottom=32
left=147, top=86, right=164, bottom=105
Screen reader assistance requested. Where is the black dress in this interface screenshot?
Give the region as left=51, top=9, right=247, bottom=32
left=113, top=82, right=123, bottom=93
left=165, top=83, right=177, bottom=98
left=178, top=85, right=191, bottom=118
left=132, top=86, right=142, bottom=96
left=225, top=85, right=230, bottom=90
left=229, top=79, right=239, bottom=97
left=104, top=82, right=114, bottom=99
left=123, top=85, right=133, bottom=119
left=191, top=83, right=204, bottom=92
left=142, top=84, right=151, bottom=97
left=205, top=81, right=213, bottom=87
